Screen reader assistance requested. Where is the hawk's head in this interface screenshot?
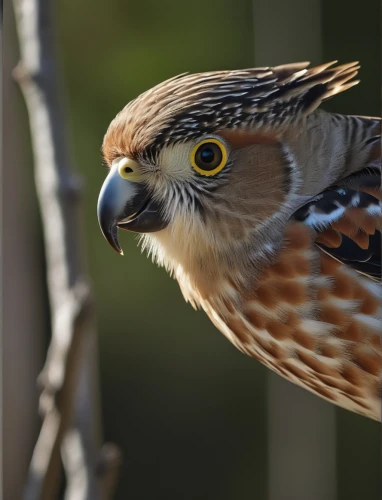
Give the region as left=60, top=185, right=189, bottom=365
left=98, top=62, right=359, bottom=287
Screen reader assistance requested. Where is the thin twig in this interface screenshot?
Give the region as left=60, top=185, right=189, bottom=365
left=12, top=0, right=120, bottom=498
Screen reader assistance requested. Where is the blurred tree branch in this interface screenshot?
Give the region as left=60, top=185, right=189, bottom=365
left=12, top=0, right=121, bottom=498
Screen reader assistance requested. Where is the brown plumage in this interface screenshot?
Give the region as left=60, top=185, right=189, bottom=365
left=98, top=62, right=381, bottom=420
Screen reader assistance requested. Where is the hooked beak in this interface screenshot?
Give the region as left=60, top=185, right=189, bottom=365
left=97, top=162, right=168, bottom=254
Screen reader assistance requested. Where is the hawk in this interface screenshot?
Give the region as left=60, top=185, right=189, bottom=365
left=97, top=62, right=381, bottom=420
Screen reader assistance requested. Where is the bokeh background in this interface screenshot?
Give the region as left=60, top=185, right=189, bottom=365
left=3, top=0, right=380, bottom=499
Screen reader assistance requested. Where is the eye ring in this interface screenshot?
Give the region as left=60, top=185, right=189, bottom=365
left=190, top=138, right=228, bottom=176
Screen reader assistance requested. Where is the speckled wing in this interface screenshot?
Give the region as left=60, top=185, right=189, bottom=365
left=205, top=218, right=381, bottom=420
left=293, top=167, right=381, bottom=280
left=205, top=169, right=381, bottom=420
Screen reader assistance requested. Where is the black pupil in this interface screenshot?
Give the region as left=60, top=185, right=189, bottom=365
left=196, top=143, right=223, bottom=171
left=200, top=148, right=214, bottom=163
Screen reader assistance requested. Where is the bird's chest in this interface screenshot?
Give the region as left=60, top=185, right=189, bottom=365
left=198, top=222, right=381, bottom=420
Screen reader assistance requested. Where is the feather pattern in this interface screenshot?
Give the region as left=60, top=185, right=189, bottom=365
left=294, top=170, right=381, bottom=280
left=99, top=61, right=381, bottom=420
left=200, top=221, right=381, bottom=420
left=102, top=61, right=360, bottom=166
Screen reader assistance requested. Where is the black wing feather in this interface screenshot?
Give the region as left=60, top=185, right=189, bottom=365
left=293, top=172, right=381, bottom=281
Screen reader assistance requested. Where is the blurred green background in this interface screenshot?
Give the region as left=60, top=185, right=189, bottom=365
left=4, top=0, right=380, bottom=498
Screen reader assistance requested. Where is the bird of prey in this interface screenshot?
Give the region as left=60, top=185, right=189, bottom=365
left=97, top=61, right=381, bottom=420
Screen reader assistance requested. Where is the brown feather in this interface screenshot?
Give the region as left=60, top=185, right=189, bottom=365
left=102, top=61, right=360, bottom=166
left=204, top=222, right=381, bottom=420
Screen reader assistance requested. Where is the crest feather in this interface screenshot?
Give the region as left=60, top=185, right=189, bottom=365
left=102, top=61, right=360, bottom=165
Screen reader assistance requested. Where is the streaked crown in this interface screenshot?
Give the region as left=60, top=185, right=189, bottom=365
left=102, top=61, right=359, bottom=166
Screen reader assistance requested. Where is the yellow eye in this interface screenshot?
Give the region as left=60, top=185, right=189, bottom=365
left=190, top=139, right=228, bottom=176
left=117, top=157, right=142, bottom=182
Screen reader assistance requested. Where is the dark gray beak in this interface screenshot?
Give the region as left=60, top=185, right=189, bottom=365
left=97, top=164, right=167, bottom=254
